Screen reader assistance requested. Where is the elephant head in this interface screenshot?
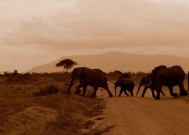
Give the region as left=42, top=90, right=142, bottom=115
left=151, top=65, right=167, bottom=88
left=136, top=76, right=151, bottom=95
left=70, top=67, right=85, bottom=79
left=67, top=67, right=85, bottom=94
left=151, top=65, right=167, bottom=80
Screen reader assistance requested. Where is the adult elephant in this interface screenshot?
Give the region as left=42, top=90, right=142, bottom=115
left=136, top=75, right=165, bottom=98
left=67, top=67, right=113, bottom=97
left=151, top=65, right=187, bottom=100
left=114, top=78, right=134, bottom=97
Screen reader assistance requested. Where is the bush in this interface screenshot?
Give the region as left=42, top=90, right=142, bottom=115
left=33, top=85, right=59, bottom=96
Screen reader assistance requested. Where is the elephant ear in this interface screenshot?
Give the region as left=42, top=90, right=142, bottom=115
left=151, top=65, right=167, bottom=80
left=152, top=65, right=167, bottom=74
left=71, top=67, right=80, bottom=79
left=77, top=67, right=89, bottom=79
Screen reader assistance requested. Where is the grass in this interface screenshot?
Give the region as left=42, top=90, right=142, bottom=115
left=32, top=85, right=59, bottom=96
left=0, top=72, right=109, bottom=135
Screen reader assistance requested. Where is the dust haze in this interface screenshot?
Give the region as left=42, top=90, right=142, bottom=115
left=0, top=0, right=189, bottom=71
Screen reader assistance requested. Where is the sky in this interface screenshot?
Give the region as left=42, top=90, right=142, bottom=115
left=0, top=0, right=189, bottom=72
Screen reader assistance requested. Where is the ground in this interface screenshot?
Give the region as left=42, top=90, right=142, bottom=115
left=101, top=81, right=189, bottom=135
left=0, top=72, right=189, bottom=135
left=0, top=73, right=112, bottom=135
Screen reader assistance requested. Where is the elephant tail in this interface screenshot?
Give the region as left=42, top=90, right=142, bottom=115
left=67, top=78, right=74, bottom=94
left=114, top=87, right=116, bottom=96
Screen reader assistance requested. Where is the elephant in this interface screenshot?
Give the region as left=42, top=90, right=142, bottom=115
left=136, top=75, right=165, bottom=98
left=114, top=78, right=134, bottom=97
left=151, top=65, right=188, bottom=100
left=67, top=67, right=113, bottom=97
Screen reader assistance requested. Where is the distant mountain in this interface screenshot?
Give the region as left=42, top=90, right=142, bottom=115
left=29, top=52, right=189, bottom=73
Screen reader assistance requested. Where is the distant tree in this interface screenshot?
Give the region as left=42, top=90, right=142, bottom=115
left=13, top=70, right=18, bottom=76
left=120, top=72, right=131, bottom=79
left=56, top=59, right=78, bottom=72
left=4, top=71, right=8, bottom=76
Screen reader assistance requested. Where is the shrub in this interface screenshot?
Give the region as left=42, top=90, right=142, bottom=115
left=33, top=85, right=58, bottom=96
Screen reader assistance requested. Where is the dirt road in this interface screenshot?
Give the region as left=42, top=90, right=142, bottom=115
left=98, top=84, right=189, bottom=135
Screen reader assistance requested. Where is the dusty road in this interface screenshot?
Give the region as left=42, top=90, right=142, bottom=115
left=98, top=83, right=189, bottom=135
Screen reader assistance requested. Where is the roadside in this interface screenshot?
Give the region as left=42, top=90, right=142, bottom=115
left=0, top=75, right=112, bottom=135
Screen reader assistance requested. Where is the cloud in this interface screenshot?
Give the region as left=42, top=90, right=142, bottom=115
left=1, top=0, right=189, bottom=72
left=1, top=0, right=189, bottom=50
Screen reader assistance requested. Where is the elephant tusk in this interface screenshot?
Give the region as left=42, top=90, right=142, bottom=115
left=146, top=81, right=152, bottom=87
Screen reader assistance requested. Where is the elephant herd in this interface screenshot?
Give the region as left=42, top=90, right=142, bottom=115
left=67, top=65, right=189, bottom=100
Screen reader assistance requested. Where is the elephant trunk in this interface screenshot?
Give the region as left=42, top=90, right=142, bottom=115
left=67, top=68, right=78, bottom=94
left=67, top=78, right=74, bottom=94
left=136, top=83, right=142, bottom=95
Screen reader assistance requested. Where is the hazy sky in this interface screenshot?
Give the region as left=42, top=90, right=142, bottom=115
left=1, top=0, right=189, bottom=72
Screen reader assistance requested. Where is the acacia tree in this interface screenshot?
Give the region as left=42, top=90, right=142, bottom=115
left=56, top=59, right=78, bottom=72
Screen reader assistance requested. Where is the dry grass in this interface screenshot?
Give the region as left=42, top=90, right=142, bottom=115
left=1, top=71, right=187, bottom=134
left=32, top=85, right=58, bottom=96
left=0, top=72, right=109, bottom=135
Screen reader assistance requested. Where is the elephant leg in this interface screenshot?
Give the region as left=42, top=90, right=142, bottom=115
left=129, top=87, right=134, bottom=96
left=130, top=90, right=133, bottom=96
left=155, top=85, right=162, bottom=100
left=178, top=82, right=188, bottom=96
left=151, top=87, right=156, bottom=98
left=123, top=90, right=129, bottom=96
left=75, top=83, right=83, bottom=94
left=91, top=87, right=98, bottom=97
left=119, top=89, right=124, bottom=97
left=141, top=86, right=147, bottom=97
left=136, top=84, right=142, bottom=95
left=82, top=85, right=88, bottom=96
left=102, top=84, right=113, bottom=97
left=168, top=86, right=177, bottom=98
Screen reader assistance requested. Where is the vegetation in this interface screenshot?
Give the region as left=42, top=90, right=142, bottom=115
left=0, top=69, right=153, bottom=135
left=0, top=71, right=115, bottom=135
left=56, top=59, right=78, bottom=72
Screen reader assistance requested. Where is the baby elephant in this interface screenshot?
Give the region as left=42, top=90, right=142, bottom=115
left=114, top=78, right=135, bottom=97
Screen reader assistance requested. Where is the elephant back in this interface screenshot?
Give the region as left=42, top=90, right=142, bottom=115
left=91, top=69, right=107, bottom=81
left=151, top=65, right=185, bottom=86
left=122, top=78, right=135, bottom=86
left=140, top=76, right=151, bottom=85
left=164, top=66, right=185, bottom=80
left=83, top=68, right=108, bottom=87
